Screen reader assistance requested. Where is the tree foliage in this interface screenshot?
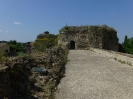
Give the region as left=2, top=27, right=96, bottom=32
left=7, top=40, right=24, bottom=52
left=122, top=35, right=133, bottom=54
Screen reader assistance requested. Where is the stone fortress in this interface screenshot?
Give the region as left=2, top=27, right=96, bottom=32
left=58, top=25, right=119, bottom=51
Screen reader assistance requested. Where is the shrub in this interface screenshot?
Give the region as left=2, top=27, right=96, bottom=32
left=34, top=34, right=58, bottom=52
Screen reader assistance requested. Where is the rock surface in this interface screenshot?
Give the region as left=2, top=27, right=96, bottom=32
left=56, top=50, right=133, bottom=99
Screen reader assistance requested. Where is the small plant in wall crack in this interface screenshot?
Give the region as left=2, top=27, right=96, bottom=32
left=114, top=57, right=117, bottom=60
left=127, top=62, right=132, bottom=66
left=118, top=59, right=125, bottom=64
left=114, top=58, right=132, bottom=66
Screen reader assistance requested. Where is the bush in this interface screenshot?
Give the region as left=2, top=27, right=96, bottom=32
left=34, top=33, right=58, bottom=52
left=17, top=52, right=29, bottom=57
left=121, top=36, right=133, bottom=54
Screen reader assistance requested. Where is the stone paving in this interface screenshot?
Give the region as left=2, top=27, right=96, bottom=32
left=55, top=50, right=133, bottom=99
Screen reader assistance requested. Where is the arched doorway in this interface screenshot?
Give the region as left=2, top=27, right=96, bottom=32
left=70, top=41, right=75, bottom=49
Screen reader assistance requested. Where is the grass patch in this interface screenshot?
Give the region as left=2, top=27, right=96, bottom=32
left=17, top=52, right=29, bottom=57
left=114, top=58, right=132, bottom=66
left=0, top=56, right=9, bottom=62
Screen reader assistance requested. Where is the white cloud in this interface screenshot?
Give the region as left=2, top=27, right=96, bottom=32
left=14, top=22, right=22, bottom=25
left=5, top=31, right=8, bottom=33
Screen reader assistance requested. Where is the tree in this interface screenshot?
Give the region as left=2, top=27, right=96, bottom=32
left=122, top=36, right=133, bottom=54
left=7, top=40, right=23, bottom=52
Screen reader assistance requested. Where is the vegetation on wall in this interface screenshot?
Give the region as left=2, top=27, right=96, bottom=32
left=34, top=32, right=58, bottom=52
left=59, top=24, right=116, bottom=35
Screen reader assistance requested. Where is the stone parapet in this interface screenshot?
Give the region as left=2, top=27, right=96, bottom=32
left=90, top=48, right=133, bottom=66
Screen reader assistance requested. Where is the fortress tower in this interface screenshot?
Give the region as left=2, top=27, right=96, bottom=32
left=58, top=25, right=119, bottom=51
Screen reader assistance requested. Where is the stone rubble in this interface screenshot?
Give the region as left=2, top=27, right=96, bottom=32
left=0, top=47, right=66, bottom=99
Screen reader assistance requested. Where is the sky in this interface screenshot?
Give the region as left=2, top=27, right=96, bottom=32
left=0, top=0, right=133, bottom=43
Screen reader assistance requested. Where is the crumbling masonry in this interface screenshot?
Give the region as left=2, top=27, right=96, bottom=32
left=58, top=25, right=119, bottom=51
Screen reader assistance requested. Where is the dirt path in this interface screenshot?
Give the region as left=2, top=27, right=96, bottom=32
left=55, top=50, right=133, bottom=99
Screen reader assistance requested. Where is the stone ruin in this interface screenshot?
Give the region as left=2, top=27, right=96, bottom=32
left=0, top=47, right=66, bottom=99
left=58, top=25, right=119, bottom=51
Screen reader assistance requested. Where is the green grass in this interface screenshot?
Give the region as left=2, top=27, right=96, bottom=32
left=0, top=56, right=9, bottom=62
left=17, top=52, right=29, bottom=57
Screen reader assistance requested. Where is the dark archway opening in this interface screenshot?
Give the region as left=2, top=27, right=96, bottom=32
left=70, top=41, right=75, bottom=49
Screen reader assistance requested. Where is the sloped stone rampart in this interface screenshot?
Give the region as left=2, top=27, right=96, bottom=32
left=90, top=48, right=133, bottom=66
left=55, top=50, right=133, bottom=99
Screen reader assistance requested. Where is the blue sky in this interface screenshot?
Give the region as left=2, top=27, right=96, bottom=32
left=0, top=0, right=133, bottom=43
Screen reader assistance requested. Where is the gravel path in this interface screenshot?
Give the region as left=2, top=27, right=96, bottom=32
left=55, top=50, right=133, bottom=99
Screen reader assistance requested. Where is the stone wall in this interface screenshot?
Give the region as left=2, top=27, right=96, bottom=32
left=58, top=25, right=119, bottom=51
left=0, top=43, right=10, bottom=56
